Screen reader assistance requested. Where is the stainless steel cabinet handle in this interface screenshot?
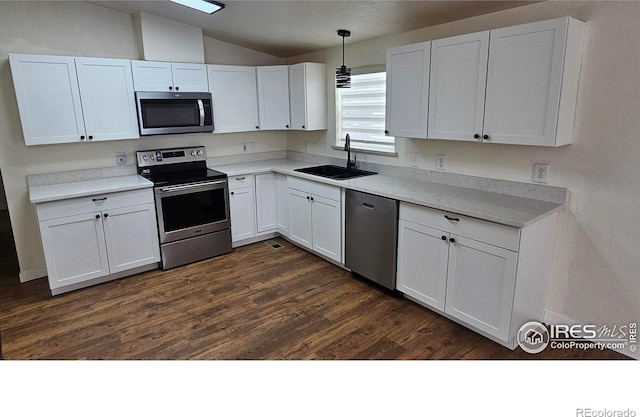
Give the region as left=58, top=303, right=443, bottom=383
left=92, top=197, right=107, bottom=202
left=235, top=177, right=246, bottom=181
left=159, top=180, right=226, bottom=192
left=444, top=215, right=460, bottom=222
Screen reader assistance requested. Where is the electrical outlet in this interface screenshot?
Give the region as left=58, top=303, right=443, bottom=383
left=533, top=163, right=550, bottom=183
left=243, top=143, right=248, bottom=153
left=410, top=152, right=420, bottom=167
left=115, top=152, right=126, bottom=165
left=436, top=154, right=446, bottom=170
left=248, top=142, right=257, bottom=153
left=304, top=141, right=310, bottom=152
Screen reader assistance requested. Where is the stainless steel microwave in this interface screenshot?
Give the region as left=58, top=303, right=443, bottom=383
left=135, top=92, right=213, bottom=135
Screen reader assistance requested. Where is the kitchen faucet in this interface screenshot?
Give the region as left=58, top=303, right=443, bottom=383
left=344, top=133, right=356, bottom=169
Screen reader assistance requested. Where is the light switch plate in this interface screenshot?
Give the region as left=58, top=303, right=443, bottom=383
left=436, top=154, right=446, bottom=170
left=533, top=163, right=550, bottom=183
left=410, top=152, right=420, bottom=167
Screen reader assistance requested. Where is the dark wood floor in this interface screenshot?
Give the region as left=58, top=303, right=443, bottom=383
left=0, top=211, right=627, bottom=359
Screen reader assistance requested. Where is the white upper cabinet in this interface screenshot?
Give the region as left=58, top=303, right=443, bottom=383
left=208, top=65, right=260, bottom=133
left=9, top=54, right=86, bottom=145
left=289, top=62, right=327, bottom=131
left=75, top=57, right=139, bottom=142
left=257, top=66, right=291, bottom=130
left=131, top=60, right=208, bottom=92
left=385, top=42, right=430, bottom=138
left=9, top=54, right=139, bottom=145
left=428, top=32, right=489, bottom=141
left=483, top=17, right=584, bottom=146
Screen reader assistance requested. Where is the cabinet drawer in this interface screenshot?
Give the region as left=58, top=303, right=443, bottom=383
left=228, top=174, right=254, bottom=190
left=399, top=202, right=520, bottom=251
left=288, top=176, right=340, bottom=201
left=36, top=188, right=154, bottom=221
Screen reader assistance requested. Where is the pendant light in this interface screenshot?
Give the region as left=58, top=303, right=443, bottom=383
left=336, top=29, right=351, bottom=88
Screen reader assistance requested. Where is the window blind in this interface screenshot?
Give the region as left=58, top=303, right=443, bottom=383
left=337, top=72, right=395, bottom=154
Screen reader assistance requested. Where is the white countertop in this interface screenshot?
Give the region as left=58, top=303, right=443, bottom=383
left=212, top=159, right=563, bottom=228
left=29, top=175, right=154, bottom=204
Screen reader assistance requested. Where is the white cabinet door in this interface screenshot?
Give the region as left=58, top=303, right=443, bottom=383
left=39, top=212, right=109, bottom=289
left=483, top=18, right=569, bottom=146
left=288, top=63, right=326, bottom=131
left=275, top=174, right=289, bottom=236
left=287, top=188, right=313, bottom=250
left=396, top=220, right=449, bottom=312
left=131, top=60, right=173, bottom=92
left=229, top=186, right=256, bottom=242
left=311, top=195, right=341, bottom=262
left=257, top=66, right=290, bottom=130
left=385, top=42, right=430, bottom=138
left=208, top=65, right=259, bottom=133
left=428, top=32, right=489, bottom=141
left=255, top=173, right=277, bottom=234
left=75, top=57, right=139, bottom=141
left=171, top=63, right=208, bottom=92
left=444, top=235, right=518, bottom=342
left=9, top=54, right=86, bottom=145
left=102, top=203, right=161, bottom=274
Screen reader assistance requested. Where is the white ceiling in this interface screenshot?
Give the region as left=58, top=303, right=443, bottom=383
left=92, top=1, right=538, bottom=58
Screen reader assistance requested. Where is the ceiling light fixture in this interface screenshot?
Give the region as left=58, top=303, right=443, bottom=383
left=336, top=29, right=351, bottom=88
left=169, top=0, right=225, bottom=14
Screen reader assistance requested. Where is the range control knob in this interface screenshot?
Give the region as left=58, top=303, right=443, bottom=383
left=150, top=155, right=155, bottom=160
left=142, top=155, right=148, bottom=161
left=191, top=150, right=197, bottom=156
left=197, top=149, right=203, bottom=155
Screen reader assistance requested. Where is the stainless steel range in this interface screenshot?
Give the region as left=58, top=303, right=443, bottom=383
left=137, top=146, right=232, bottom=270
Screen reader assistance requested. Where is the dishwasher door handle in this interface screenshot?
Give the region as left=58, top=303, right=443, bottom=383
left=362, top=202, right=375, bottom=210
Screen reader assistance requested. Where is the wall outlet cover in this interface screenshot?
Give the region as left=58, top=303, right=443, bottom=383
left=248, top=142, right=257, bottom=153
left=533, top=163, right=550, bottom=183
left=410, top=152, right=420, bottom=167
left=116, top=153, right=126, bottom=165
left=436, top=154, right=446, bottom=170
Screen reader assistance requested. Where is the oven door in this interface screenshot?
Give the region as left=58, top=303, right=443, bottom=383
left=154, top=179, right=230, bottom=244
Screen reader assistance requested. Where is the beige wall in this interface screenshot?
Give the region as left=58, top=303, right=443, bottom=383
left=286, top=1, right=640, bottom=340
left=0, top=1, right=285, bottom=281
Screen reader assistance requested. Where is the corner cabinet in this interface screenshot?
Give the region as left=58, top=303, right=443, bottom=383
left=257, top=66, right=291, bottom=130
left=207, top=65, right=260, bottom=133
left=10, top=54, right=139, bottom=145
left=288, top=63, right=327, bottom=131
left=35, top=188, right=160, bottom=295
left=385, top=42, right=431, bottom=138
left=397, top=202, right=557, bottom=348
left=131, top=60, right=208, bottom=93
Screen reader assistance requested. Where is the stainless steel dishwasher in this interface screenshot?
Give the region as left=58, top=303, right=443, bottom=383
left=345, top=190, right=399, bottom=290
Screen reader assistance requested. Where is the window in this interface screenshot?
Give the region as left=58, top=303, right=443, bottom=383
left=336, top=71, right=395, bottom=154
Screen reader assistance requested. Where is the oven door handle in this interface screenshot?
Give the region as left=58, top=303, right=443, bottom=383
left=198, top=99, right=205, bottom=127
left=159, top=180, right=226, bottom=193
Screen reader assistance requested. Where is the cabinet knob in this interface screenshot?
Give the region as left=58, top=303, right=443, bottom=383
left=286, top=125, right=289, bottom=129
left=95, top=214, right=100, bottom=219
left=80, top=135, right=85, bottom=140
left=483, top=134, right=490, bottom=140
left=310, top=197, right=314, bottom=202
left=175, top=86, right=179, bottom=91
left=88, top=135, right=93, bottom=140
left=441, top=235, right=447, bottom=241
left=474, top=133, right=480, bottom=139
left=385, top=130, right=389, bottom=134
left=230, top=191, right=235, bottom=196
left=302, top=125, right=305, bottom=129
left=449, top=237, right=456, bottom=243
left=256, top=126, right=259, bottom=129
left=306, top=196, right=310, bottom=200
left=103, top=213, right=108, bottom=218
left=169, top=86, right=173, bottom=90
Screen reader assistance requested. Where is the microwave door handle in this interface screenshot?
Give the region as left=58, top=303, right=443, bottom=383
left=198, top=99, right=205, bottom=127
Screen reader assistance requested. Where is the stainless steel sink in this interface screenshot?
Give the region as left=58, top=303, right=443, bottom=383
left=294, top=165, right=377, bottom=180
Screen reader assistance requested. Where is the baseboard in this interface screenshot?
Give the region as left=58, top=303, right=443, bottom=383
left=544, top=310, right=638, bottom=360
left=19, top=268, right=47, bottom=283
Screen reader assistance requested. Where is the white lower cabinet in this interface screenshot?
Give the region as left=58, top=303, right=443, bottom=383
left=397, top=202, right=556, bottom=348
left=275, top=174, right=289, bottom=236
left=229, top=175, right=256, bottom=243
left=255, top=173, right=277, bottom=233
left=287, top=177, right=341, bottom=263
left=36, top=188, right=160, bottom=294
